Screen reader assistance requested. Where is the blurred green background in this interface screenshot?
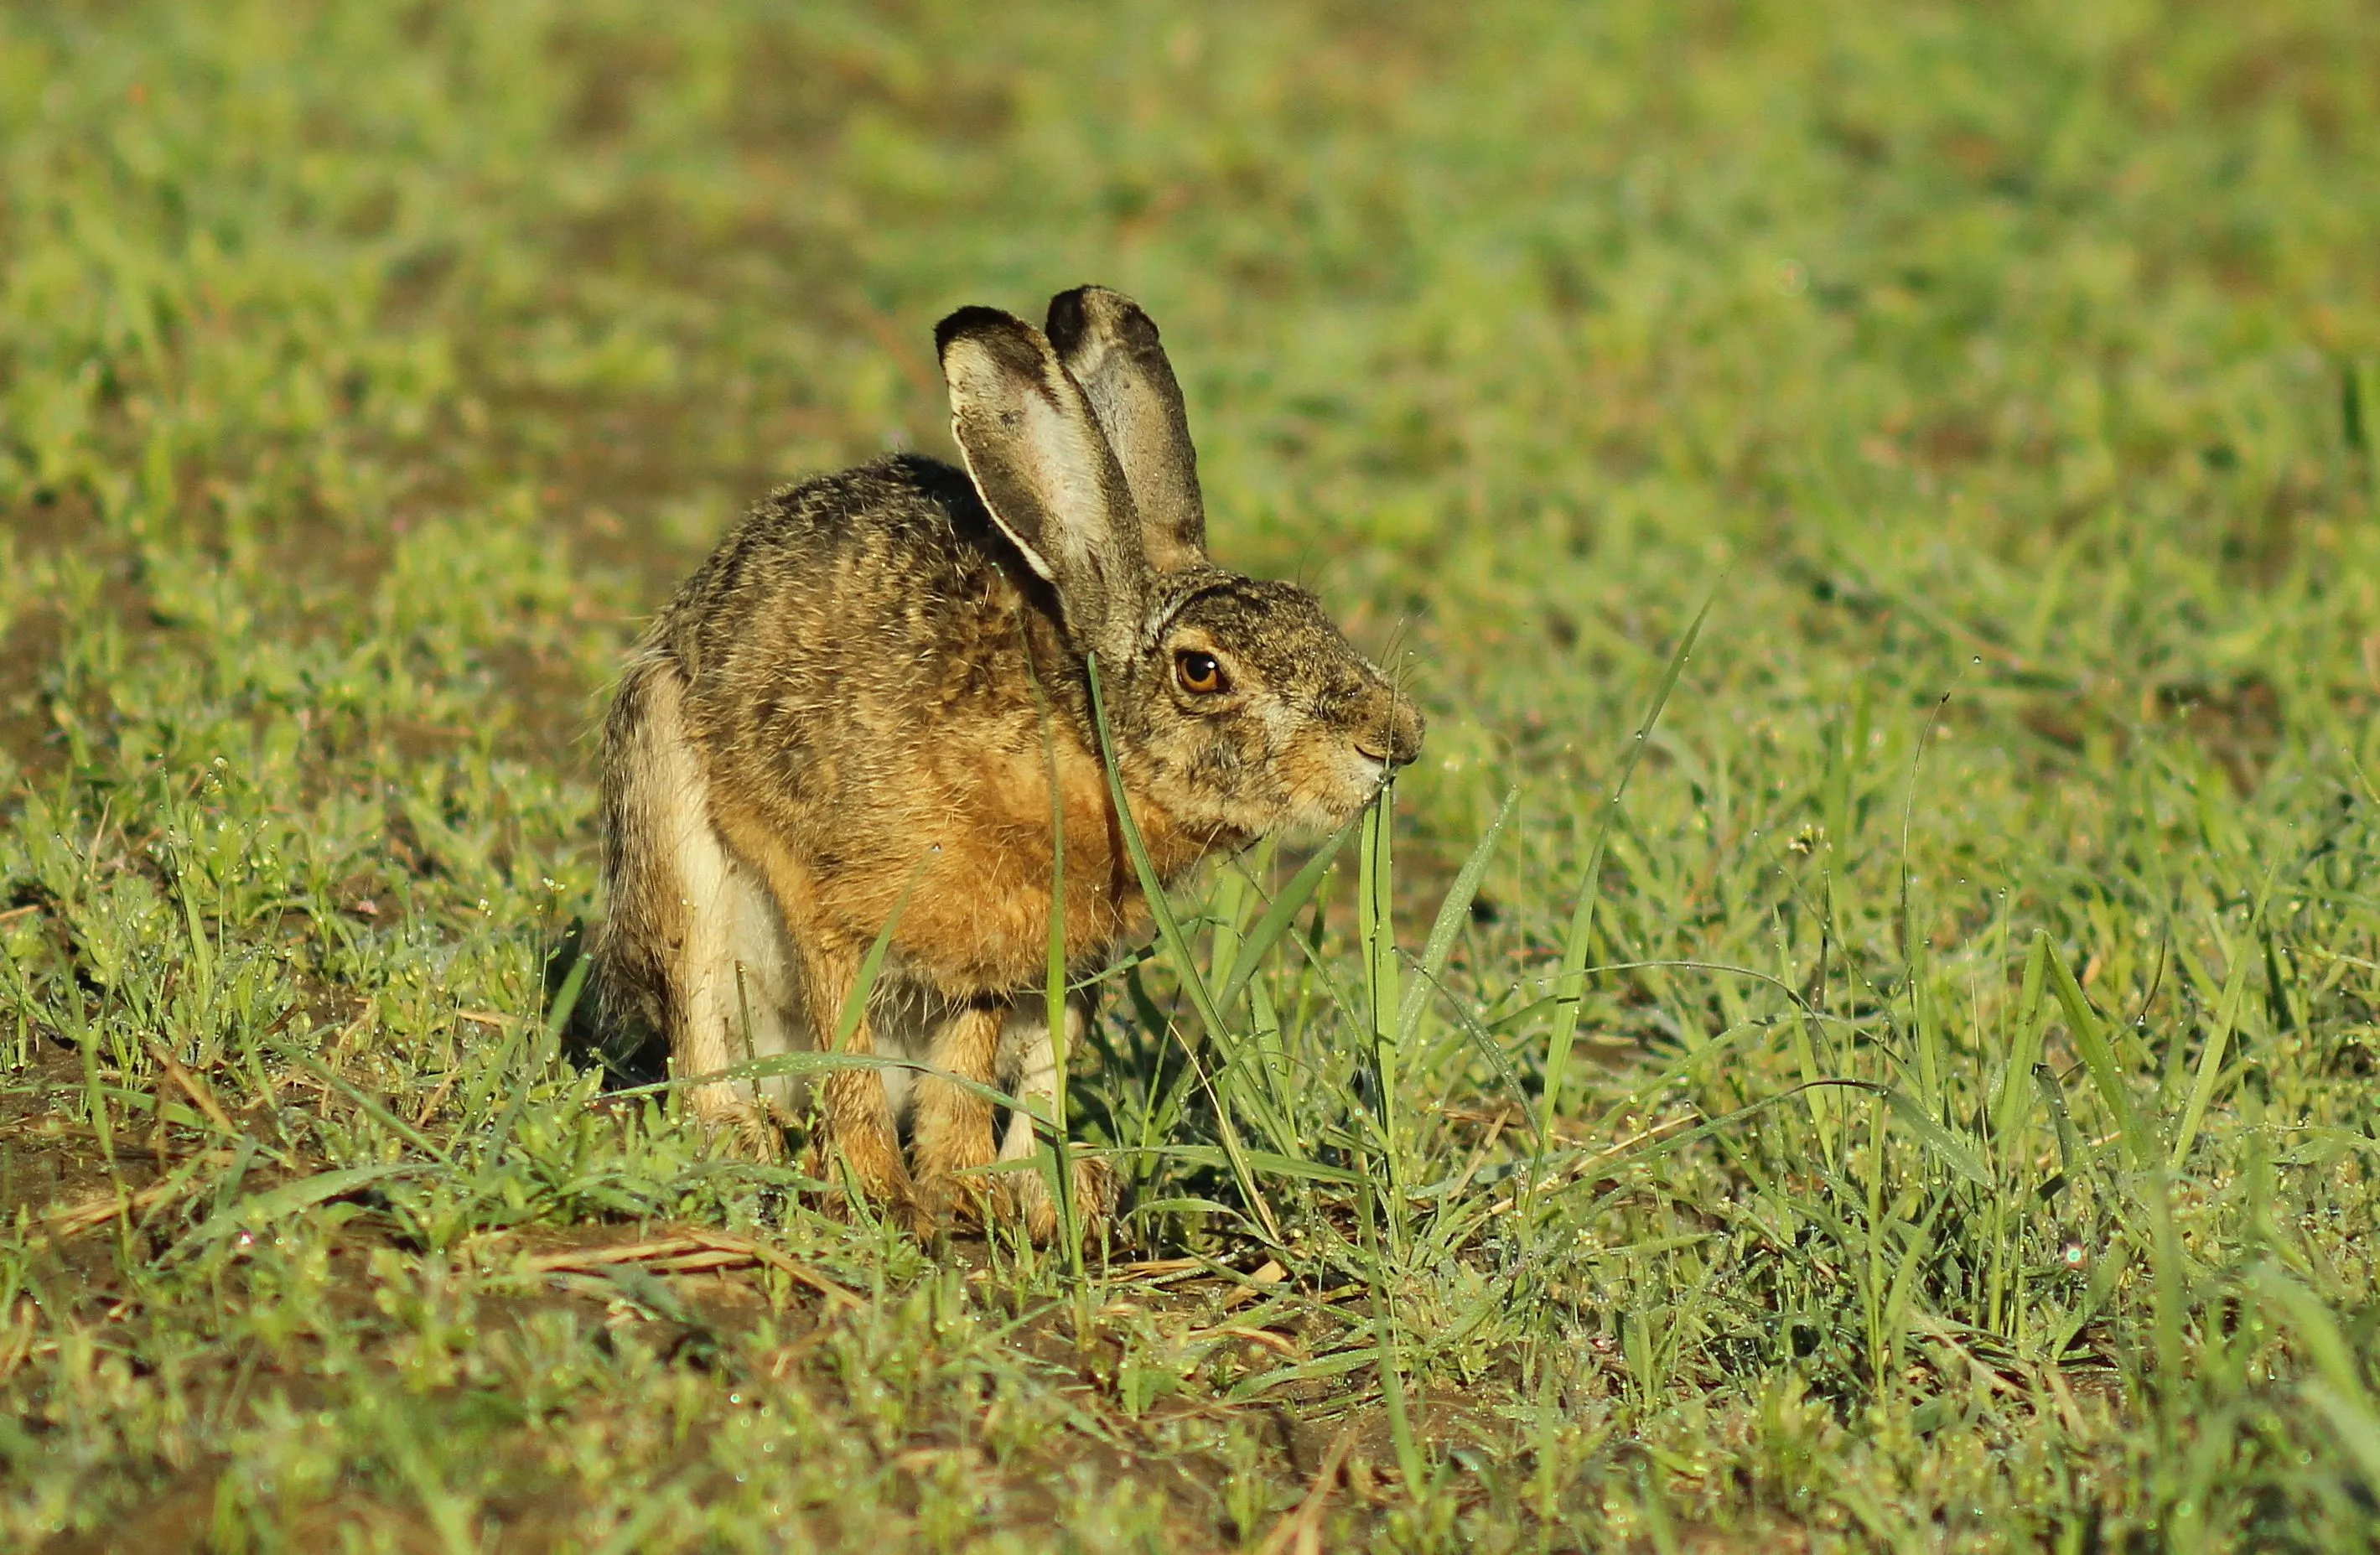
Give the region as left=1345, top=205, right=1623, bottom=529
left=6, top=2, right=2380, bottom=1549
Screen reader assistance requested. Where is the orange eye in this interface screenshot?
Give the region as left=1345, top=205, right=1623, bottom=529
left=1174, top=650, right=1227, bottom=696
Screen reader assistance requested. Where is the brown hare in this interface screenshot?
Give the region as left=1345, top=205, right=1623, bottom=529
left=583, top=286, right=1423, bottom=1239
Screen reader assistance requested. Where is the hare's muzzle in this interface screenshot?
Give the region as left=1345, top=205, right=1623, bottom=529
left=1354, top=692, right=1426, bottom=771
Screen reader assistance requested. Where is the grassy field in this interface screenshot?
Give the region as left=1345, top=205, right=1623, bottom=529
left=5, top=0, right=2380, bottom=1547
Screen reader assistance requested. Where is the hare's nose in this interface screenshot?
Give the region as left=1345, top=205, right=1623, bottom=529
left=1356, top=697, right=1425, bottom=769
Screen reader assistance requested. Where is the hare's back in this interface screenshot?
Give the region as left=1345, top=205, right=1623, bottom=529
left=659, top=454, right=1061, bottom=795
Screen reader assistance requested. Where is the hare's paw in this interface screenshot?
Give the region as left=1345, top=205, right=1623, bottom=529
left=802, top=1067, right=926, bottom=1231
left=1009, top=1149, right=1118, bottom=1244
left=913, top=1153, right=1000, bottom=1231
left=801, top=1128, right=923, bottom=1231
left=910, top=1080, right=1001, bottom=1229
left=688, top=1085, right=787, bottom=1161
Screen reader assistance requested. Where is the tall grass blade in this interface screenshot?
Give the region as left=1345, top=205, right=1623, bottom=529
left=1216, top=821, right=1356, bottom=1013
left=2251, top=1262, right=2380, bottom=1485
left=1539, top=585, right=1718, bottom=1155
left=1989, top=934, right=2052, bottom=1157
left=460, top=946, right=594, bottom=1200
left=1884, top=1087, right=1992, bottom=1189
left=1353, top=1138, right=1427, bottom=1495
left=617, top=1049, right=1040, bottom=1125
left=1895, top=688, right=1957, bottom=1110
left=1359, top=790, right=1405, bottom=1249
left=1361, top=790, right=1398, bottom=1055
left=1395, top=786, right=1516, bottom=1047
left=179, top=1164, right=426, bottom=1255
left=275, top=1042, right=450, bottom=1164
left=2147, top=1167, right=2186, bottom=1424
left=1790, top=1007, right=1837, bottom=1165
left=1040, top=685, right=1084, bottom=1287
left=1085, top=654, right=1280, bottom=1241
left=2352, top=357, right=2380, bottom=511
left=2044, top=944, right=2153, bottom=1168
left=2170, top=900, right=2261, bottom=1169
left=830, top=854, right=931, bottom=1053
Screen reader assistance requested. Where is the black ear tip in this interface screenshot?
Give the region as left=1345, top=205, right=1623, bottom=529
left=1045, top=288, right=1093, bottom=350
left=935, top=304, right=1036, bottom=360
left=1046, top=285, right=1158, bottom=354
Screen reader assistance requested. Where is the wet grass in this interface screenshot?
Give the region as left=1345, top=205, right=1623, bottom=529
left=6, top=0, right=2380, bottom=1548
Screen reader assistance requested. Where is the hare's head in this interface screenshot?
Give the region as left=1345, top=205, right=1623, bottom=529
left=938, top=287, right=1423, bottom=849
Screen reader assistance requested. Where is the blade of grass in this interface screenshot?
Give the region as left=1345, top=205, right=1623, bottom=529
left=2044, top=945, right=2154, bottom=1168
left=2170, top=893, right=2264, bottom=1169
left=830, top=854, right=931, bottom=1054
left=1537, top=585, right=1719, bottom=1161
left=1358, top=790, right=1406, bottom=1254
left=1397, top=956, right=1547, bottom=1160
left=1352, top=1137, right=1427, bottom=1496
left=171, top=1163, right=427, bottom=1262
left=266, top=1043, right=451, bottom=1165
left=619, top=1048, right=1025, bottom=1115
left=1086, top=653, right=1280, bottom=1243
left=1884, top=1087, right=1992, bottom=1190
left=1216, top=821, right=1357, bottom=1013
left=1989, top=934, right=2052, bottom=1158
left=1035, top=663, right=1084, bottom=1290
left=2148, top=1166, right=2186, bottom=1433
left=1105, top=1143, right=1365, bottom=1184
left=1894, top=686, right=1962, bottom=1110
left=468, top=949, right=590, bottom=1191
left=1488, top=1080, right=1887, bottom=1202
left=1395, top=786, right=1515, bottom=1048
left=2249, top=1262, right=2380, bottom=1485
left=2352, top=357, right=2380, bottom=511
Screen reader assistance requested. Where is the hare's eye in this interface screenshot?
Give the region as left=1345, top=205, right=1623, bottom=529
left=1174, top=650, right=1227, bottom=696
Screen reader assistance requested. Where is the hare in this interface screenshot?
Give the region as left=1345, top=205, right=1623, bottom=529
left=582, top=286, right=1423, bottom=1238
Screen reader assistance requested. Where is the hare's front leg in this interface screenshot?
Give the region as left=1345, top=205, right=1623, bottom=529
left=910, top=1000, right=1005, bottom=1225
left=997, top=998, right=1117, bottom=1242
left=792, top=936, right=920, bottom=1227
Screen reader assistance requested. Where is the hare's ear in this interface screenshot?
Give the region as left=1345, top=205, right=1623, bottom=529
left=937, top=306, right=1149, bottom=665
left=1045, top=286, right=1207, bottom=573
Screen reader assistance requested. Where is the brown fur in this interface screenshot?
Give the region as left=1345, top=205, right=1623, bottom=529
left=585, top=288, right=1423, bottom=1237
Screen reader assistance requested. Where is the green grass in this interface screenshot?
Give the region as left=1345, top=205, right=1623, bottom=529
left=6, top=0, right=2380, bottom=1548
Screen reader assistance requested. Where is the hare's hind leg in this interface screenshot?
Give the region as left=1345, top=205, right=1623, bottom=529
left=703, top=802, right=920, bottom=1229
left=600, top=654, right=801, bottom=1156
left=996, top=998, right=1118, bottom=1242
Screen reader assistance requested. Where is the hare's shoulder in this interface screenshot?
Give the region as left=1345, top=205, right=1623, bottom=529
left=710, top=456, right=1019, bottom=600
left=752, top=454, right=993, bottom=556
left=666, top=456, right=1023, bottom=631
left=661, top=454, right=1061, bottom=697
